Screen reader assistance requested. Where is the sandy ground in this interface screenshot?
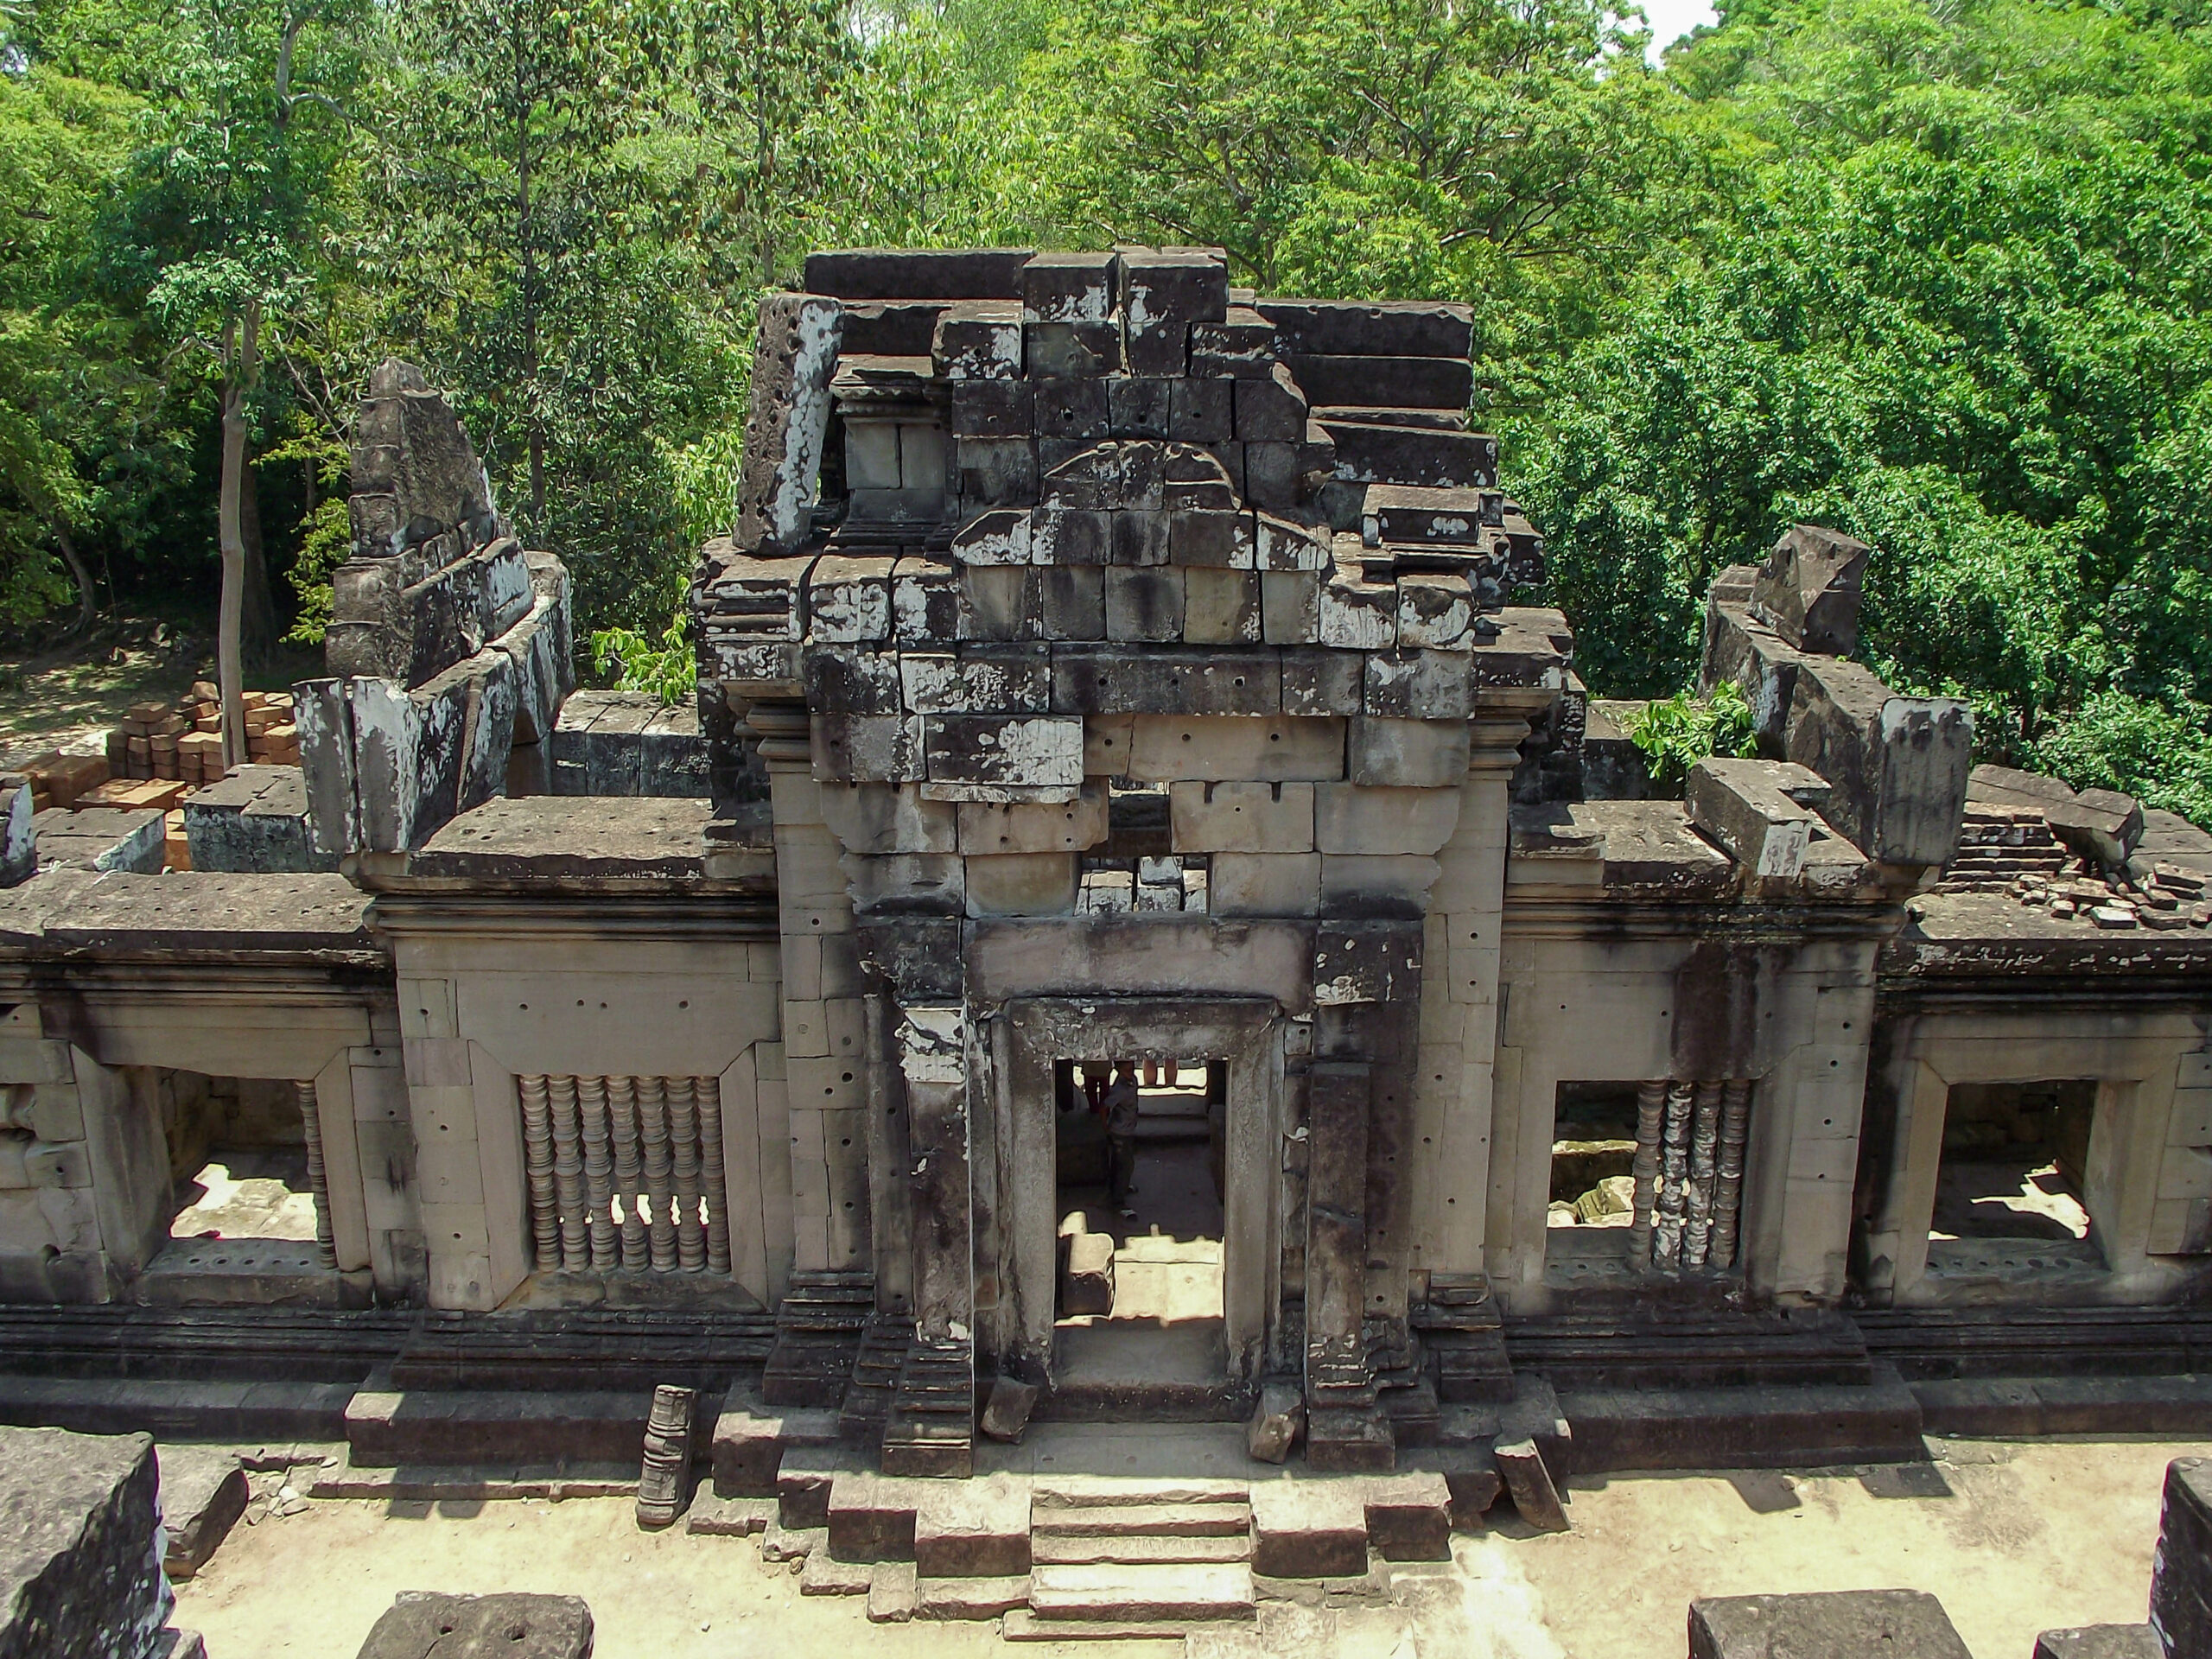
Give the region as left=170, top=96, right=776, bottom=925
left=172, top=1434, right=2197, bottom=1657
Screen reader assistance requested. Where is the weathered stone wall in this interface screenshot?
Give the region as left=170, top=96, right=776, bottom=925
left=0, top=1426, right=168, bottom=1659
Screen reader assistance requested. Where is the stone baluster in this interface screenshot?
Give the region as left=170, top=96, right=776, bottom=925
left=697, top=1076, right=732, bottom=1275
left=1654, top=1082, right=1691, bottom=1268
left=548, top=1074, right=588, bottom=1270
left=639, top=1076, right=677, bottom=1271
left=294, top=1080, right=338, bottom=1271
left=669, top=1077, right=707, bottom=1272
left=1712, top=1080, right=1751, bottom=1268
left=1683, top=1081, right=1721, bottom=1268
left=608, top=1074, right=647, bottom=1270
left=578, top=1075, right=616, bottom=1269
left=518, top=1074, right=559, bottom=1271
left=1629, top=1079, right=1665, bottom=1268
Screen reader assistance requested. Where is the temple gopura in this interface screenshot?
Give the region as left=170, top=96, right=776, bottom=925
left=2, top=246, right=2209, bottom=1510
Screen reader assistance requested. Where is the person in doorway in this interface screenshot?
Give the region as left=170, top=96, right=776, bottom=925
left=1081, top=1061, right=1109, bottom=1116
left=1103, top=1061, right=1141, bottom=1217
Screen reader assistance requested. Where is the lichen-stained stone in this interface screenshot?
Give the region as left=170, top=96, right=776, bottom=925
left=1255, top=297, right=1474, bottom=359
left=964, top=853, right=1078, bottom=917
left=1128, top=715, right=1346, bottom=784
left=1106, top=567, right=1185, bottom=643
left=1315, top=784, right=1460, bottom=855
left=1034, top=379, right=1110, bottom=444
left=957, top=566, right=1027, bottom=642
left=857, top=916, right=963, bottom=996
left=1027, top=321, right=1122, bottom=378
left=1162, top=445, right=1236, bottom=511
left=359, top=1592, right=594, bottom=1659
left=1107, top=377, right=1173, bottom=440
left=925, top=715, right=1084, bottom=790
left=1262, top=571, right=1320, bottom=645
left=1395, top=574, right=1477, bottom=649
left=1051, top=647, right=1279, bottom=717
left=951, top=510, right=1033, bottom=568
left=1280, top=649, right=1364, bottom=716
left=892, top=560, right=959, bottom=643
left=1319, top=566, right=1398, bottom=652
left=1349, top=717, right=1469, bottom=789
left=739, top=293, right=843, bottom=555
left=957, top=784, right=1108, bottom=855
left=1170, top=511, right=1254, bottom=571
left=933, top=301, right=1022, bottom=380
left=1209, top=852, right=1321, bottom=917
left=819, top=782, right=958, bottom=855
left=951, top=380, right=1033, bottom=439
left=1020, top=251, right=1117, bottom=324
left=1235, top=363, right=1310, bottom=443
left=1319, top=417, right=1498, bottom=490
left=1313, top=919, right=1421, bottom=1004
left=1109, top=510, right=1170, bottom=568
left=1165, top=378, right=1230, bottom=445
left=1033, top=509, right=1110, bottom=567
left=1364, top=650, right=1473, bottom=721
left=1170, top=782, right=1317, bottom=855
left=1189, top=306, right=1278, bottom=378
left=813, top=715, right=925, bottom=784
left=899, top=646, right=1050, bottom=715
left=807, top=557, right=894, bottom=643
left=1685, top=758, right=1822, bottom=879
left=804, top=647, right=904, bottom=716
left=1033, top=567, right=1106, bottom=640
left=956, top=438, right=1038, bottom=508
left=1320, top=854, right=1441, bottom=919
left=1244, top=441, right=1300, bottom=512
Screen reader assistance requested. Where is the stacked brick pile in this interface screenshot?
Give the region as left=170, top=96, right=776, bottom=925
left=11, top=753, right=109, bottom=815
left=108, top=683, right=300, bottom=784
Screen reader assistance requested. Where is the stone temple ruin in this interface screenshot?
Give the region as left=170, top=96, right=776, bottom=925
left=3, top=246, right=2212, bottom=1640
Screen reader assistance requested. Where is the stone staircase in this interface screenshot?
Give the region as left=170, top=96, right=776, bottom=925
left=880, top=1334, right=976, bottom=1477
left=1005, top=1477, right=1256, bottom=1640
left=1940, top=805, right=2071, bottom=891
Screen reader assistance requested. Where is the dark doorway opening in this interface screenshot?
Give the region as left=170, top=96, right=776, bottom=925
left=1930, top=1080, right=2095, bottom=1244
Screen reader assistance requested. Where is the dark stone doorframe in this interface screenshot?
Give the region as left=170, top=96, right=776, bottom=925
left=997, top=996, right=1284, bottom=1389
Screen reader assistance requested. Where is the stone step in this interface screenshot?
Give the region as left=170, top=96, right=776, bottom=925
left=1002, top=1609, right=1231, bottom=1642
left=1032, top=1502, right=1253, bottom=1539
left=1033, top=1478, right=1249, bottom=1509
left=1031, top=1532, right=1252, bottom=1567
left=343, top=1388, right=652, bottom=1467
left=1027, top=1562, right=1255, bottom=1623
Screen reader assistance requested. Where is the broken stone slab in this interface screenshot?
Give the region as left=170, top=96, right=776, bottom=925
left=914, top=1473, right=1031, bottom=1577
left=979, top=1376, right=1038, bottom=1445
left=799, top=1548, right=873, bottom=1596
left=739, top=294, right=844, bottom=556
left=156, top=1444, right=248, bottom=1580
left=0, top=1425, right=167, bottom=1658
left=2047, top=787, right=2145, bottom=869
left=1247, top=1382, right=1305, bottom=1464
left=2033, top=1628, right=2161, bottom=1658
left=867, top=1560, right=918, bottom=1624
left=918, top=1574, right=1031, bottom=1619
left=34, top=806, right=165, bottom=874
left=1249, top=1479, right=1367, bottom=1577
left=355, top=1592, right=593, bottom=1659
left=1493, top=1438, right=1567, bottom=1533
left=1357, top=1471, right=1452, bottom=1561
left=760, top=1520, right=823, bottom=1562
left=1688, top=1590, right=1971, bottom=1659
left=1060, top=1230, right=1116, bottom=1317
left=685, top=1491, right=775, bottom=1536
left=1255, top=299, right=1474, bottom=360
left=1685, top=758, right=1825, bottom=879
left=827, top=1470, right=926, bottom=1562
left=2153, top=1457, right=2212, bottom=1659
left=1751, top=524, right=1868, bottom=656
left=1784, top=657, right=1971, bottom=868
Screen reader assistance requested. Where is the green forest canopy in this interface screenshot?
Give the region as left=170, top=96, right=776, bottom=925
left=5, top=0, right=2212, bottom=819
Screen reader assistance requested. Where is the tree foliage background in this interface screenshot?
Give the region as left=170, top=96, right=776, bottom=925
left=3, top=0, right=2212, bottom=817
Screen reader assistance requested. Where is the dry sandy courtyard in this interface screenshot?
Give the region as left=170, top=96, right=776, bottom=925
left=173, top=1435, right=2198, bottom=1657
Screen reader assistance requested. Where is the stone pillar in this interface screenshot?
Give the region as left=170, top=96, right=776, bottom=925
left=898, top=1007, right=970, bottom=1340
left=1306, top=1060, right=1391, bottom=1470
left=747, top=700, right=870, bottom=1276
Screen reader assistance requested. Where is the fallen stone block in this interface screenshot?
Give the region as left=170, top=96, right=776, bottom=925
left=2034, top=1627, right=2161, bottom=1658
left=799, top=1549, right=873, bottom=1596
left=760, top=1520, right=822, bottom=1562
left=867, top=1560, right=918, bottom=1624
left=1247, top=1382, right=1304, bottom=1464
left=1250, top=1479, right=1367, bottom=1578
left=979, top=1376, right=1038, bottom=1444
left=2047, top=786, right=2145, bottom=869
left=1061, top=1230, right=1116, bottom=1316
left=1685, top=758, right=1824, bottom=879
left=914, top=1473, right=1030, bottom=1577
left=712, top=1394, right=833, bottom=1497
left=0, top=1425, right=168, bottom=1659
left=1494, top=1437, right=1567, bottom=1532
left=685, top=1492, right=774, bottom=1536
left=156, top=1445, right=248, bottom=1580
left=1688, top=1589, right=1970, bottom=1659
left=355, top=1592, right=594, bottom=1658
left=1751, top=524, right=1868, bottom=656
left=1359, top=1471, right=1451, bottom=1561
left=2154, top=1457, right=2212, bottom=1659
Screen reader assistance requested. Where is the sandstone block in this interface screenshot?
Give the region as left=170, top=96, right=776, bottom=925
left=1365, top=649, right=1473, bottom=720
left=1686, top=757, right=1824, bottom=879
left=925, top=715, right=1084, bottom=790
left=1061, top=1230, right=1116, bottom=1315
left=1106, top=567, right=1185, bottom=642
left=964, top=853, right=1078, bottom=917
left=1751, top=524, right=1868, bottom=656
left=157, top=1445, right=247, bottom=1580
left=868, top=1560, right=918, bottom=1623
left=1320, top=855, right=1440, bottom=919
left=356, top=1592, right=593, bottom=1658
left=1359, top=1471, right=1451, bottom=1561
left=957, top=564, right=1028, bottom=640
left=1051, top=646, right=1280, bottom=716
left=1184, top=569, right=1262, bottom=645
left=1250, top=1479, right=1366, bottom=1578
left=915, top=1473, right=1031, bottom=1576
left=979, top=1377, right=1038, bottom=1444
left=1021, top=251, right=1116, bottom=324
left=958, top=783, right=1108, bottom=854
left=1127, top=716, right=1346, bottom=783
left=1313, top=783, right=1460, bottom=855
left=918, top=1575, right=1031, bottom=1619
left=2034, top=1629, right=2161, bottom=1658
left=1247, top=1382, right=1304, bottom=1464
left=1170, top=781, right=1316, bottom=854
left=1281, top=650, right=1365, bottom=715
left=1494, top=1437, right=1567, bottom=1532
left=829, top=1471, right=924, bottom=1562
left=713, top=1396, right=835, bottom=1498
left=819, top=782, right=958, bottom=855
left=1349, top=718, right=1469, bottom=788
left=1689, top=1590, right=1970, bottom=1659
left=812, top=714, right=925, bottom=784
left=2154, top=1457, right=2212, bottom=1659
left=1208, top=853, right=1320, bottom=918
left=1033, top=566, right=1106, bottom=639
left=1262, top=571, right=1320, bottom=645
left=932, top=301, right=1022, bottom=380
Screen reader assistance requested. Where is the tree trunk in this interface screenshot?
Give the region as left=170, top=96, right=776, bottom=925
left=239, top=447, right=278, bottom=664
left=48, top=518, right=97, bottom=636
left=216, top=305, right=260, bottom=773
